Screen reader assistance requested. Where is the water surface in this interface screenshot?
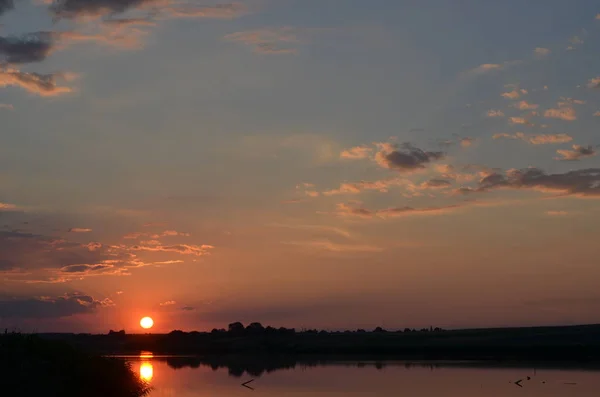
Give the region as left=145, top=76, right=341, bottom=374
left=125, top=356, right=600, bottom=397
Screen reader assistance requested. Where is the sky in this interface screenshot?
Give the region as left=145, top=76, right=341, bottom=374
left=1, top=0, right=600, bottom=333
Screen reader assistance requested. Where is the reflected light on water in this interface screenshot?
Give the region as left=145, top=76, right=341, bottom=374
left=140, top=362, right=154, bottom=382
left=139, top=351, right=154, bottom=359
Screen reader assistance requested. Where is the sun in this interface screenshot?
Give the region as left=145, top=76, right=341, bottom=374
left=140, top=317, right=154, bottom=329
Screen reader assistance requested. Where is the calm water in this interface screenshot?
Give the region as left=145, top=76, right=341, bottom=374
left=125, top=356, right=600, bottom=397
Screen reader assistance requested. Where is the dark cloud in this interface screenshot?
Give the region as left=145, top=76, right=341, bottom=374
left=50, top=0, right=154, bottom=19
left=0, top=0, right=14, bottom=16
left=181, top=306, right=195, bottom=311
left=374, top=143, right=444, bottom=172
left=334, top=202, right=462, bottom=219
left=0, top=32, right=54, bottom=64
left=457, top=168, right=600, bottom=197
left=0, top=293, right=113, bottom=319
left=0, top=230, right=135, bottom=281
left=50, top=0, right=247, bottom=20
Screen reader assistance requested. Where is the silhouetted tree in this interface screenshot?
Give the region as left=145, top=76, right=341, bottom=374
left=373, top=327, right=386, bottom=333
left=246, top=322, right=265, bottom=334
left=228, top=322, right=245, bottom=335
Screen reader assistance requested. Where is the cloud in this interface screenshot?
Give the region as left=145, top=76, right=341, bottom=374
left=0, top=103, right=14, bottom=110
left=588, top=77, right=600, bottom=89
left=513, top=100, right=539, bottom=110
left=68, top=227, right=92, bottom=233
left=486, top=109, right=505, bottom=117
left=459, top=167, right=600, bottom=197
left=546, top=210, right=569, bottom=216
left=0, top=68, right=74, bottom=96
left=322, top=178, right=407, bottom=196
left=594, top=111, right=600, bottom=117
left=284, top=240, right=383, bottom=253
left=0, top=32, right=55, bottom=64
left=225, top=28, right=299, bottom=54
left=555, top=145, right=597, bottom=161
left=333, top=202, right=462, bottom=219
left=123, top=229, right=190, bottom=239
left=0, top=230, right=127, bottom=274
left=165, top=3, right=247, bottom=19
left=501, top=89, right=527, bottom=100
left=160, top=300, right=176, bottom=306
left=544, top=106, right=576, bottom=121
left=50, top=0, right=249, bottom=21
left=468, top=60, right=521, bottom=75
left=0, top=293, right=113, bottom=319
left=0, top=0, right=14, bottom=16
left=374, top=142, right=444, bottom=172
left=533, top=47, right=551, bottom=57
left=269, top=223, right=352, bottom=239
left=492, top=132, right=572, bottom=145
left=181, top=306, right=195, bottom=311
left=420, top=179, right=452, bottom=189
left=470, top=63, right=503, bottom=74
left=340, top=146, right=373, bottom=159
left=129, top=242, right=213, bottom=256
left=508, top=117, right=531, bottom=125
left=460, top=137, right=475, bottom=147
left=0, top=202, right=17, bottom=210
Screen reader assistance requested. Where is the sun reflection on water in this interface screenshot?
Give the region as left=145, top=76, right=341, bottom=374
left=140, top=362, right=154, bottom=381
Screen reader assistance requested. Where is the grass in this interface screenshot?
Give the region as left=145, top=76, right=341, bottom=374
left=0, top=332, right=151, bottom=397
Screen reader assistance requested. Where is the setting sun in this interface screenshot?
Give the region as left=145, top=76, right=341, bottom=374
left=140, top=317, right=154, bottom=329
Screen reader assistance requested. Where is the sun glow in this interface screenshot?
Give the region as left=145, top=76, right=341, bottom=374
left=140, top=317, right=154, bottom=329
left=140, top=362, right=153, bottom=381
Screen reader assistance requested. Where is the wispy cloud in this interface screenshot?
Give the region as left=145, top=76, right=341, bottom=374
left=333, top=202, right=463, bottom=219
left=468, top=60, right=521, bottom=75
left=492, top=132, right=572, bottom=145
left=513, top=100, right=539, bottom=110
left=160, top=300, right=176, bottom=306
left=269, top=223, right=352, bottom=239
left=323, top=178, right=407, bottom=196
left=509, top=117, right=532, bottom=125
left=129, top=242, right=213, bottom=256
left=486, top=109, right=505, bottom=117
left=67, top=228, right=92, bottom=233
left=545, top=210, right=569, bottom=216
left=284, top=240, right=383, bottom=253
left=533, top=47, right=551, bottom=57
left=0, top=68, right=75, bottom=96
left=225, top=27, right=299, bottom=54
left=165, top=3, right=248, bottom=19
left=555, top=145, right=597, bottom=161
left=0, top=103, right=14, bottom=110
left=340, top=146, right=373, bottom=159
left=501, top=88, right=527, bottom=100
left=588, top=76, right=600, bottom=89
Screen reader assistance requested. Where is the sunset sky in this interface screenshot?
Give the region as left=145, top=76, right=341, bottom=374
left=1, top=0, right=600, bottom=333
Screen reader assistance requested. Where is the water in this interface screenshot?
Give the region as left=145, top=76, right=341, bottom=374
left=124, top=356, right=600, bottom=397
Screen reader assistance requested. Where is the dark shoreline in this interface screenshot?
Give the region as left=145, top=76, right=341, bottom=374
left=37, top=323, right=600, bottom=365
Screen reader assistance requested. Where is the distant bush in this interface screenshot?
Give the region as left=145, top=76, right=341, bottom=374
left=0, top=332, right=150, bottom=397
